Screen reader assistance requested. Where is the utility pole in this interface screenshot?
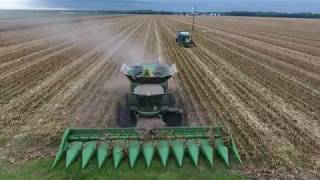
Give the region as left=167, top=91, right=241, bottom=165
left=192, top=6, right=195, bottom=31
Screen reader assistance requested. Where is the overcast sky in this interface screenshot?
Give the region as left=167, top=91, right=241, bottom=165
left=1, top=0, right=320, bottom=13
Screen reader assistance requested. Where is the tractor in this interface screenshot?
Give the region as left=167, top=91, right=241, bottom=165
left=51, top=63, right=241, bottom=169
left=176, top=31, right=194, bottom=47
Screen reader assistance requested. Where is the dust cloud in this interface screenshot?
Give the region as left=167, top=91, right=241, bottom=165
left=40, top=16, right=151, bottom=65
left=37, top=16, right=148, bottom=92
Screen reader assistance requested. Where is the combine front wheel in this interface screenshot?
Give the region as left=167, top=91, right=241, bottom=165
left=117, top=105, right=137, bottom=127
left=163, top=112, right=183, bottom=127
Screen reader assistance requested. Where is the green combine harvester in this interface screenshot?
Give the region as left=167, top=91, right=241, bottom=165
left=51, top=63, right=242, bottom=169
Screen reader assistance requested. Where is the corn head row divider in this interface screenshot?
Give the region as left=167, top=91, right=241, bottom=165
left=52, top=127, right=241, bottom=169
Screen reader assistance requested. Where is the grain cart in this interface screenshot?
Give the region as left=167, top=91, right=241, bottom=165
left=176, top=31, right=194, bottom=47
left=51, top=63, right=241, bottom=169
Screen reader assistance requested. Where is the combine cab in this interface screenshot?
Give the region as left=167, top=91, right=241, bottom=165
left=176, top=31, right=194, bottom=48
left=51, top=63, right=242, bottom=169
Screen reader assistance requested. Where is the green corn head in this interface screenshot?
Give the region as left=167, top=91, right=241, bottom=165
left=51, top=126, right=242, bottom=169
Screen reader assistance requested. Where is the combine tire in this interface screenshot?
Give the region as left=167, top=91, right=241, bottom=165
left=163, top=112, right=183, bottom=127
left=117, top=105, right=137, bottom=127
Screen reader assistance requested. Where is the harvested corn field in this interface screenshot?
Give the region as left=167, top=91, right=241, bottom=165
left=0, top=15, right=319, bottom=178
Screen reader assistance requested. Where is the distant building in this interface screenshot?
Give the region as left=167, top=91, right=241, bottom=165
left=209, top=13, right=221, bottom=16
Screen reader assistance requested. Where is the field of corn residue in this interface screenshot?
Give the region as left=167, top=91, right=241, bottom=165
left=0, top=15, right=319, bottom=179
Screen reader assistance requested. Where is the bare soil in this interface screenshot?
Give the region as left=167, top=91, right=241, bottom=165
left=0, top=15, right=319, bottom=178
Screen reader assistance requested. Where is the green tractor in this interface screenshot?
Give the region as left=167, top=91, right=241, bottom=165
left=176, top=31, right=194, bottom=47
left=51, top=63, right=242, bottom=169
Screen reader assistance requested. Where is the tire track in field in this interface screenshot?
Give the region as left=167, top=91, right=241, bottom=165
left=160, top=18, right=218, bottom=125
left=69, top=20, right=147, bottom=128
left=0, top=17, right=130, bottom=64
left=197, top=16, right=320, bottom=43
left=171, top=16, right=320, bottom=67
left=0, top=17, right=131, bottom=64
left=190, top=41, right=320, bottom=169
left=27, top=19, right=146, bottom=132
left=189, top=31, right=320, bottom=121
left=173, top=16, right=320, bottom=58
left=166, top=17, right=320, bottom=170
left=0, top=19, right=137, bottom=105
left=202, top=33, right=320, bottom=89
left=142, top=17, right=152, bottom=60
left=166, top=17, right=320, bottom=122
left=0, top=16, right=126, bottom=47
left=196, top=17, right=320, bottom=50
left=0, top=18, right=133, bottom=80
left=161, top=18, right=275, bottom=163
left=0, top=19, right=143, bottom=128
left=0, top=17, right=131, bottom=71
left=156, top=19, right=203, bottom=125
left=170, top=16, right=320, bottom=81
